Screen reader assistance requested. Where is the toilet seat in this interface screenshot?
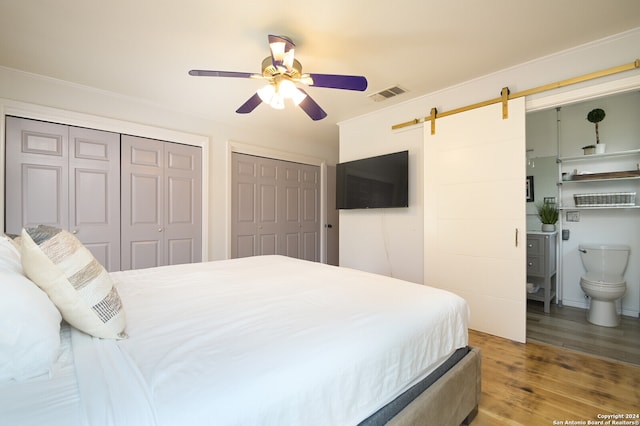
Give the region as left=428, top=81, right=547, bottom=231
left=581, top=272, right=625, bottom=286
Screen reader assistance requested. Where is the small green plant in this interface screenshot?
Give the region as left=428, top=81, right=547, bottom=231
left=536, top=201, right=558, bottom=224
left=586, top=108, right=605, bottom=144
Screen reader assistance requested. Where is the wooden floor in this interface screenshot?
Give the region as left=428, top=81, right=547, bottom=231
left=526, top=300, right=640, bottom=366
left=468, top=329, right=640, bottom=425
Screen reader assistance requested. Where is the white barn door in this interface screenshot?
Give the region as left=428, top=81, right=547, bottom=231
left=424, top=97, right=527, bottom=342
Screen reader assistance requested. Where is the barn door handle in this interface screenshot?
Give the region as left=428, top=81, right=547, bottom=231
left=515, top=228, right=519, bottom=247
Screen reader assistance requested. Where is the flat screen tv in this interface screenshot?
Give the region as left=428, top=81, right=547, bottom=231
left=336, top=150, right=408, bottom=209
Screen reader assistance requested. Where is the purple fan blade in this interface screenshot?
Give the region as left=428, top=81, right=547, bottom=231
left=236, top=93, right=263, bottom=114
left=268, top=35, right=295, bottom=68
left=297, top=89, right=327, bottom=121
left=189, top=70, right=254, bottom=78
left=308, top=74, right=368, bottom=91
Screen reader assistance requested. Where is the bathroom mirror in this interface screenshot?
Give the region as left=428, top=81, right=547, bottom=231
left=525, top=155, right=558, bottom=230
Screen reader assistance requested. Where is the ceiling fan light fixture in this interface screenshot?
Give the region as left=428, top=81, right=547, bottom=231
left=257, top=84, right=275, bottom=103
left=269, top=41, right=286, bottom=61
left=290, top=87, right=307, bottom=106
left=270, top=94, right=285, bottom=109
left=257, top=84, right=285, bottom=109
left=278, top=80, right=307, bottom=106
left=190, top=34, right=367, bottom=120
left=268, top=35, right=296, bottom=71
left=258, top=79, right=307, bottom=110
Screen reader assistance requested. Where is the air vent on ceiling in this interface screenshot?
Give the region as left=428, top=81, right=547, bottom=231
left=368, top=85, right=408, bottom=102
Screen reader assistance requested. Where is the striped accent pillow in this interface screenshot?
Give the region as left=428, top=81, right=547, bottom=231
left=20, top=225, right=127, bottom=339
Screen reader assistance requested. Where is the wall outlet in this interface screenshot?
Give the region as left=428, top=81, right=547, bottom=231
left=566, top=211, right=580, bottom=222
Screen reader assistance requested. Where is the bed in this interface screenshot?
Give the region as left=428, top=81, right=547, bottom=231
left=1, top=228, right=480, bottom=426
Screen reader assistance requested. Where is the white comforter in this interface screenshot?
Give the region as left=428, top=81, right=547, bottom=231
left=9, top=255, right=470, bottom=426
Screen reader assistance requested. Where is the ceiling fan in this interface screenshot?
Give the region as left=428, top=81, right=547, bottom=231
left=189, top=35, right=368, bottom=121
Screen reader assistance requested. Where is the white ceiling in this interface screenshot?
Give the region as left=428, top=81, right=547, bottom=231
left=1, top=1, right=639, bottom=146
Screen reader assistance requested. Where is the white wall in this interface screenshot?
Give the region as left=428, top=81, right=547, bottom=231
left=338, top=28, right=640, bottom=288
left=0, top=67, right=339, bottom=261
left=338, top=123, right=424, bottom=283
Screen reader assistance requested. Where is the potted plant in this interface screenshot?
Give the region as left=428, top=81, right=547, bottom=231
left=581, top=144, right=596, bottom=155
left=537, top=201, right=559, bottom=232
left=586, top=108, right=606, bottom=154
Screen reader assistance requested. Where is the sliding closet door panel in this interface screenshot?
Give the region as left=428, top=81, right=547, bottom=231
left=424, top=97, right=527, bottom=343
left=122, top=136, right=202, bottom=269
left=164, top=142, right=202, bottom=265
left=121, top=135, right=164, bottom=270
left=300, top=167, right=320, bottom=261
left=232, top=156, right=258, bottom=258
left=255, top=160, right=279, bottom=256
left=282, top=166, right=301, bottom=257
left=6, top=117, right=201, bottom=272
left=231, top=152, right=320, bottom=261
left=69, top=126, right=120, bottom=271
left=6, top=117, right=121, bottom=271
left=5, top=117, right=69, bottom=233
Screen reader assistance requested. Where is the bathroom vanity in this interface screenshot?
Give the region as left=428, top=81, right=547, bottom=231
left=526, top=231, right=557, bottom=313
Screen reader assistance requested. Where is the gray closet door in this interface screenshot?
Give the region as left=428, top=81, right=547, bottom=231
left=164, top=141, right=202, bottom=266
left=5, top=117, right=69, bottom=231
left=121, top=135, right=201, bottom=270
left=281, top=161, right=320, bottom=261
left=231, top=152, right=320, bottom=261
left=68, top=126, right=121, bottom=271
left=121, top=136, right=164, bottom=269
left=5, top=116, right=121, bottom=271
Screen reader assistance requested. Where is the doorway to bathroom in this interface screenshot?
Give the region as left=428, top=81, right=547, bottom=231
left=525, top=89, right=640, bottom=366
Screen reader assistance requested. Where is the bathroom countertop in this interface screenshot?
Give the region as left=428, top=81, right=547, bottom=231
left=527, top=230, right=558, bottom=235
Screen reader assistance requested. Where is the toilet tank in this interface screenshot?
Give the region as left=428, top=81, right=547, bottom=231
left=579, top=244, right=630, bottom=275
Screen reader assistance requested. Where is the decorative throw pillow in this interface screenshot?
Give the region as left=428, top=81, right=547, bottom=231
left=20, top=225, right=127, bottom=339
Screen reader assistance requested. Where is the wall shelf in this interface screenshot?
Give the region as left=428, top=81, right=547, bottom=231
left=558, top=148, right=640, bottom=163
left=559, top=205, right=640, bottom=210
left=558, top=149, right=639, bottom=212
left=559, top=176, right=640, bottom=184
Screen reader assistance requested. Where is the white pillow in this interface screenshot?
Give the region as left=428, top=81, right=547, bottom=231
left=21, top=225, right=127, bottom=340
left=0, top=270, right=62, bottom=382
left=0, top=234, right=22, bottom=274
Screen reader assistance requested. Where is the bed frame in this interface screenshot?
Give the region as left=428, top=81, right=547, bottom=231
left=384, top=347, right=481, bottom=426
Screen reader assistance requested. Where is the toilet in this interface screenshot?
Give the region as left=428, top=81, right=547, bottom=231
left=579, top=244, right=630, bottom=327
